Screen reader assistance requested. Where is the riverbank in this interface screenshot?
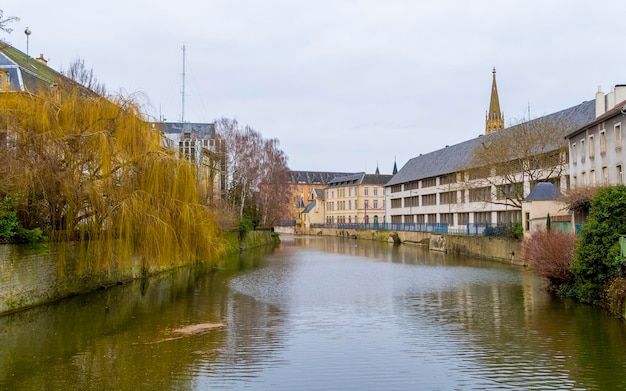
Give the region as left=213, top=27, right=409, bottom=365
left=277, top=226, right=523, bottom=265
left=0, top=230, right=278, bottom=316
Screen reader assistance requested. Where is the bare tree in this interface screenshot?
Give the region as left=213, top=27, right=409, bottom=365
left=215, top=118, right=263, bottom=219
left=61, top=58, right=107, bottom=96
left=215, top=117, right=291, bottom=227
left=257, top=138, right=291, bottom=227
left=463, top=116, right=576, bottom=209
left=0, top=9, right=19, bottom=36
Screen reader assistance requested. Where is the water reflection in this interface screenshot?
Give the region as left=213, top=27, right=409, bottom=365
left=2, top=235, right=626, bottom=390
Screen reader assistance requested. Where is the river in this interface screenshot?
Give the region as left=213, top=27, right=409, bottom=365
left=1, top=235, right=626, bottom=390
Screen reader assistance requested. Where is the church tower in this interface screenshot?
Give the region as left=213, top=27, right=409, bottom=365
left=485, top=68, right=504, bottom=134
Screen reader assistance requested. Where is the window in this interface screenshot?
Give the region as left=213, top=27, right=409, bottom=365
left=405, top=181, right=419, bottom=190
left=364, top=187, right=369, bottom=196
left=497, top=183, right=523, bottom=200
left=498, top=210, right=522, bottom=224
left=403, top=196, right=419, bottom=207
left=581, top=171, right=586, bottom=185
left=590, top=169, right=596, bottom=185
left=427, top=213, right=437, bottom=223
left=391, top=198, right=402, bottom=208
left=588, top=135, right=595, bottom=158
left=390, top=184, right=402, bottom=193
left=421, top=177, right=437, bottom=188
left=600, top=131, right=607, bottom=154
left=573, top=176, right=577, bottom=188
left=373, top=188, right=378, bottom=196
left=0, top=69, right=8, bottom=91
left=602, top=166, right=608, bottom=184
left=391, top=215, right=402, bottom=223
left=404, top=215, right=414, bottom=224
left=348, top=200, right=352, bottom=210
left=474, top=212, right=491, bottom=224
left=415, top=214, right=425, bottom=224
left=364, top=200, right=369, bottom=209
left=439, top=191, right=457, bottom=204
left=580, top=139, right=585, bottom=162
left=422, top=194, right=437, bottom=206
left=618, top=165, right=624, bottom=184
left=571, top=143, right=577, bottom=163
left=439, top=173, right=456, bottom=185
left=440, top=213, right=454, bottom=225
left=469, top=186, right=491, bottom=202
left=457, top=213, right=469, bottom=225
left=373, top=200, right=378, bottom=209
left=616, top=123, right=622, bottom=149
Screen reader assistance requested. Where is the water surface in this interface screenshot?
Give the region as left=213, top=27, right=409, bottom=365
left=1, top=235, right=626, bottom=390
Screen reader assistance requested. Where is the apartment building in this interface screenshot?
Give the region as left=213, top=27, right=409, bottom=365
left=325, top=172, right=392, bottom=226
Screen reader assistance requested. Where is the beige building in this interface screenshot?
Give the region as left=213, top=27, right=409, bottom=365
left=301, top=189, right=326, bottom=229
left=521, top=182, right=573, bottom=235
left=325, top=173, right=392, bottom=226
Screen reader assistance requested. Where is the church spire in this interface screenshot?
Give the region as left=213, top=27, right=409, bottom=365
left=485, top=67, right=504, bottom=134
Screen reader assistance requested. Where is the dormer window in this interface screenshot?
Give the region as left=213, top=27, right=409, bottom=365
left=0, top=69, right=9, bottom=91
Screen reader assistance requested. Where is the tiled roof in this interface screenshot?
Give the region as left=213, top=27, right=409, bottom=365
left=302, top=200, right=316, bottom=213
left=525, top=182, right=561, bottom=201
left=386, top=100, right=596, bottom=187
left=327, top=172, right=393, bottom=187
left=290, top=171, right=355, bottom=185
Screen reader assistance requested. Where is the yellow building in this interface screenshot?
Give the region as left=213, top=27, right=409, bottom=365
left=325, top=173, right=392, bottom=226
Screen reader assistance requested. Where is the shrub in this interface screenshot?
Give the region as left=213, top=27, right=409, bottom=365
left=569, top=185, right=626, bottom=304
left=522, top=230, right=577, bottom=290
left=0, top=196, right=19, bottom=239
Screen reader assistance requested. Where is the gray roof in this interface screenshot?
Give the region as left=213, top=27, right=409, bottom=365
left=302, top=200, right=316, bottom=213
left=156, top=122, right=215, bottom=137
left=525, top=182, right=561, bottom=201
left=327, top=172, right=394, bottom=187
left=386, top=99, right=596, bottom=187
left=290, top=170, right=355, bottom=185
left=566, top=99, right=626, bottom=139
left=313, top=188, right=325, bottom=199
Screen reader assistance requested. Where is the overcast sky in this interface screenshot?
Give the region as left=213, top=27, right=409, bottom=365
left=3, top=1, right=625, bottom=173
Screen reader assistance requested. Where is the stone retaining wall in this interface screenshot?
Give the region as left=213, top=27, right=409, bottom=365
left=0, top=231, right=276, bottom=316
left=293, top=227, right=523, bottom=264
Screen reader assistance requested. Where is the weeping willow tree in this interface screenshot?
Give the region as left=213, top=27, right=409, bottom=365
left=0, top=85, right=224, bottom=269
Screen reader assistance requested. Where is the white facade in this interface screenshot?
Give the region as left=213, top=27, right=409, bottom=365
left=567, top=85, right=626, bottom=189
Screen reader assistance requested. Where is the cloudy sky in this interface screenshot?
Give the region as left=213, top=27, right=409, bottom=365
left=2, top=1, right=625, bottom=173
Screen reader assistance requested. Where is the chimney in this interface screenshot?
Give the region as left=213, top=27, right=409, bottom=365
left=36, top=54, right=47, bottom=65
left=614, top=84, right=626, bottom=107
left=596, top=86, right=605, bottom=117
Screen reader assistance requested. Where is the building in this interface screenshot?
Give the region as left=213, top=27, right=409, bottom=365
left=156, top=122, right=227, bottom=202
left=325, top=172, right=392, bottom=226
left=521, top=182, right=572, bottom=235
left=566, top=85, right=626, bottom=189
left=301, top=188, right=326, bottom=229
left=0, top=43, right=61, bottom=93
left=385, top=70, right=596, bottom=233
left=287, top=171, right=354, bottom=224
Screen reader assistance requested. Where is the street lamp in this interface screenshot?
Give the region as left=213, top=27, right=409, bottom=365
left=24, top=27, right=31, bottom=63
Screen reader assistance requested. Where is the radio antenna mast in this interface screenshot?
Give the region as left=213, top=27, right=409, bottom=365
left=181, top=45, right=186, bottom=123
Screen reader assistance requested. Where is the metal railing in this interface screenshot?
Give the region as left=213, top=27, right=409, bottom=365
left=308, top=222, right=519, bottom=237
